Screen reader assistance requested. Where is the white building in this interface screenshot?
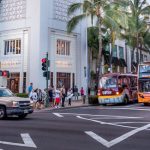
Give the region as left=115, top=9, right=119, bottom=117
left=0, top=0, right=88, bottom=93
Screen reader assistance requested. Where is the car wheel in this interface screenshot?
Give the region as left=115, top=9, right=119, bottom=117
left=0, top=106, right=6, bottom=119
left=18, top=114, right=27, bottom=119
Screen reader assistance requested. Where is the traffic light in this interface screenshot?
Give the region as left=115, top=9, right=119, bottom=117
left=41, top=58, right=47, bottom=71
left=43, top=71, right=50, bottom=79
left=0, top=70, right=10, bottom=78
left=2, top=71, right=10, bottom=78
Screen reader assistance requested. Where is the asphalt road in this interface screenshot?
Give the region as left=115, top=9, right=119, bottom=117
left=0, top=103, right=150, bottom=150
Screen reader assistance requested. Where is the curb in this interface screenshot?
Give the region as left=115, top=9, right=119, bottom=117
left=34, top=104, right=92, bottom=112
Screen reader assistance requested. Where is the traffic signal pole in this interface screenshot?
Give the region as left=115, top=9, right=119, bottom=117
left=45, top=52, right=49, bottom=107
left=41, top=53, right=50, bottom=107
left=46, top=52, right=49, bottom=92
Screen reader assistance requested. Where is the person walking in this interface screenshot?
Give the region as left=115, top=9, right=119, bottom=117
left=80, top=87, right=85, bottom=104
left=67, top=88, right=73, bottom=106
left=54, top=88, right=61, bottom=108
left=28, top=83, right=33, bottom=96
left=48, top=85, right=54, bottom=107
left=36, top=89, right=44, bottom=109
left=74, top=86, right=78, bottom=100
left=61, top=85, right=66, bottom=107
left=31, top=89, right=38, bottom=109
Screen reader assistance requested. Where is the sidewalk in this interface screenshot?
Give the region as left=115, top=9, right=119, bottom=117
left=35, top=98, right=90, bottom=112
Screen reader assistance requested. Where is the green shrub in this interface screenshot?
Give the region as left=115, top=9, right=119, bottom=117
left=88, top=95, right=99, bottom=105
left=16, top=93, right=28, bottom=98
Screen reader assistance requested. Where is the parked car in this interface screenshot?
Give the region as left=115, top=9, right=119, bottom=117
left=0, top=87, right=33, bottom=119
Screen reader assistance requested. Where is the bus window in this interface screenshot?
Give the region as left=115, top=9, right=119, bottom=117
left=99, top=76, right=117, bottom=88
left=139, top=80, right=150, bottom=92
left=118, top=76, right=123, bottom=87
left=130, top=76, right=137, bottom=87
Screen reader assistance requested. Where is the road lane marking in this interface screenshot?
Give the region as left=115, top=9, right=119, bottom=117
left=21, top=133, right=37, bottom=148
left=112, top=122, right=150, bottom=125
left=53, top=113, right=64, bottom=117
left=77, top=116, right=150, bottom=131
left=55, top=112, right=141, bottom=119
left=0, top=133, right=37, bottom=148
left=85, top=124, right=150, bottom=148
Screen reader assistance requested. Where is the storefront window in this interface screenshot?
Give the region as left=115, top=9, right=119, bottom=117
left=7, top=73, right=20, bottom=93
left=4, top=39, right=21, bottom=55
left=56, top=39, right=70, bottom=56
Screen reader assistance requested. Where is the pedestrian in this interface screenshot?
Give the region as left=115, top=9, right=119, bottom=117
left=36, top=89, right=44, bottom=109
left=80, top=87, right=85, bottom=104
left=61, top=85, right=66, bottom=107
left=54, top=88, right=61, bottom=108
left=48, top=85, right=54, bottom=107
left=31, top=89, right=38, bottom=109
left=74, top=86, right=78, bottom=100
left=67, top=88, right=73, bottom=106
left=28, top=83, right=33, bottom=96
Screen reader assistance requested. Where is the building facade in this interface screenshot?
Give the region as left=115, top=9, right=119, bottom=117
left=0, top=0, right=88, bottom=93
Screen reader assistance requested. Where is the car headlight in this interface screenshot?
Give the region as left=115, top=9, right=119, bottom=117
left=12, top=101, right=19, bottom=107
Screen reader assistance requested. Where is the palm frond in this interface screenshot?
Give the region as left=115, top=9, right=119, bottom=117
left=67, top=3, right=82, bottom=16
left=67, top=14, right=86, bottom=33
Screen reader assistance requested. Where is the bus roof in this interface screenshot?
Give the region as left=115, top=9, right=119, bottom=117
left=102, top=73, right=137, bottom=77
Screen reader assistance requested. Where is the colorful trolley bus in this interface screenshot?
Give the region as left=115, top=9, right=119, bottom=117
left=98, top=73, right=137, bottom=105
left=138, top=62, right=150, bottom=105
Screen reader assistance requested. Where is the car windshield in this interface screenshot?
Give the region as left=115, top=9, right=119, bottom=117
left=0, top=88, right=14, bottom=97
left=139, top=80, right=150, bottom=92
left=99, top=76, right=117, bottom=88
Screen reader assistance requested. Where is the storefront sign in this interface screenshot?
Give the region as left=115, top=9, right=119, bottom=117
left=0, top=60, right=21, bottom=69
left=56, top=60, right=72, bottom=68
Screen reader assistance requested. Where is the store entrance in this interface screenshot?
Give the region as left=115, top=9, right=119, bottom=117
left=57, top=72, right=71, bottom=91
left=7, top=73, right=20, bottom=93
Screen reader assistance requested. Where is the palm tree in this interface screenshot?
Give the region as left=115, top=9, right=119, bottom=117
left=121, top=0, right=150, bottom=71
left=67, top=0, right=127, bottom=85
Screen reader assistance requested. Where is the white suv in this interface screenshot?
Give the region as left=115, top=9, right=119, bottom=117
left=0, top=87, right=33, bottom=119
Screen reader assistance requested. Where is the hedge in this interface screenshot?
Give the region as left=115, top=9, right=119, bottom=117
left=16, top=93, right=28, bottom=98
left=88, top=95, right=99, bottom=105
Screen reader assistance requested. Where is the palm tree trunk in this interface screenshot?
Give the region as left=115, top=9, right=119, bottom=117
left=131, top=47, right=135, bottom=72
left=96, top=15, right=103, bottom=90
left=136, top=35, right=139, bottom=72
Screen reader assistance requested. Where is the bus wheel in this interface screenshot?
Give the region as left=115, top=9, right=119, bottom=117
left=123, top=95, right=129, bottom=105
left=144, top=103, right=149, bottom=106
